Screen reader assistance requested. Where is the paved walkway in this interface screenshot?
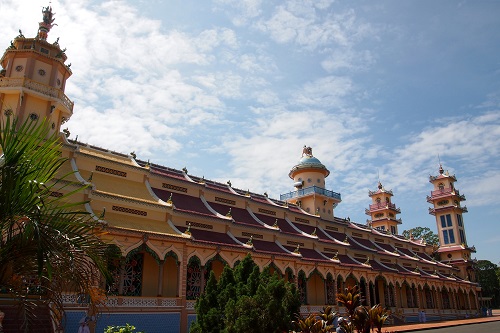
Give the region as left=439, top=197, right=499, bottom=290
left=383, top=309, right=500, bottom=332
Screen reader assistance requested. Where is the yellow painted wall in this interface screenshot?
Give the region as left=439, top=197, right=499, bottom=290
left=34, top=60, right=52, bottom=86
left=162, top=256, right=178, bottom=297
left=11, top=58, right=27, bottom=77
left=142, top=252, right=159, bottom=297
left=307, top=274, right=324, bottom=305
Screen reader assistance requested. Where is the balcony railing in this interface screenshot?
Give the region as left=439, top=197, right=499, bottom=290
left=62, top=294, right=181, bottom=308
left=367, top=202, right=400, bottom=211
left=0, top=77, right=74, bottom=112
left=280, top=186, right=341, bottom=201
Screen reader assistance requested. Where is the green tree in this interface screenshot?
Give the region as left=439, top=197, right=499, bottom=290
left=476, top=260, right=500, bottom=307
left=0, top=117, right=111, bottom=331
left=190, top=254, right=301, bottom=333
left=402, top=226, right=439, bottom=246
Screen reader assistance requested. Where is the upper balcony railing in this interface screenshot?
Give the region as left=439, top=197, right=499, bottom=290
left=280, top=185, right=341, bottom=202
left=0, top=77, right=74, bottom=112
left=367, top=202, right=400, bottom=212
left=427, top=187, right=466, bottom=202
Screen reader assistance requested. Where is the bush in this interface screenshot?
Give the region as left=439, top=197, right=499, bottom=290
left=104, top=323, right=144, bottom=333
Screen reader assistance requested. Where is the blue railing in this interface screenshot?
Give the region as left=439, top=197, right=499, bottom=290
left=280, top=186, right=341, bottom=201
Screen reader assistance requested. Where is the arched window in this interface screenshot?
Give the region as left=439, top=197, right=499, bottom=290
left=186, top=257, right=202, bottom=300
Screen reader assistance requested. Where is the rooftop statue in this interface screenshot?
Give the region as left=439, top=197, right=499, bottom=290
left=302, top=145, right=313, bottom=157
left=42, top=6, right=55, bottom=26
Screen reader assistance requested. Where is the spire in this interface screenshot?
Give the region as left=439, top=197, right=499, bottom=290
left=38, top=5, right=56, bottom=40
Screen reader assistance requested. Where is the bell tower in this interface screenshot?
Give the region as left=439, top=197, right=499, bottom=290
left=0, top=5, right=73, bottom=134
left=428, top=164, right=476, bottom=280
left=280, top=146, right=341, bottom=221
left=365, top=181, right=402, bottom=234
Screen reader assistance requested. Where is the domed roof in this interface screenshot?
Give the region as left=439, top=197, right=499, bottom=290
left=288, top=146, right=330, bottom=178
left=297, top=155, right=324, bottom=167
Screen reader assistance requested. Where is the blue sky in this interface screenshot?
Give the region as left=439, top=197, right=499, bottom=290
left=2, top=0, right=500, bottom=264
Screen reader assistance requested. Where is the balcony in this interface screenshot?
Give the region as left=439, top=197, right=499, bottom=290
left=280, top=186, right=341, bottom=202
left=0, top=77, right=74, bottom=112
left=365, top=203, right=401, bottom=215
left=426, top=187, right=466, bottom=202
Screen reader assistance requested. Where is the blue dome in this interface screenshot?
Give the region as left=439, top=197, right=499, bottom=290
left=298, top=155, right=324, bottom=166
left=289, top=154, right=330, bottom=178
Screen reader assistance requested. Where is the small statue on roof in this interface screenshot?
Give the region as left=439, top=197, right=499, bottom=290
left=42, top=6, right=56, bottom=26
left=302, top=145, right=313, bottom=157
left=18, top=29, right=25, bottom=38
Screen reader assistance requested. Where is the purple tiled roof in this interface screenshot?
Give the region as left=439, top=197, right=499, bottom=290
left=152, top=188, right=217, bottom=217
left=352, top=237, right=377, bottom=252
left=208, top=201, right=264, bottom=228
left=177, top=226, right=241, bottom=247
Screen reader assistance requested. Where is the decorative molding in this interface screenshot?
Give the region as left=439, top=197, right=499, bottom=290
left=295, top=217, right=310, bottom=224
left=186, top=221, right=213, bottom=230
left=215, top=196, right=236, bottom=205
left=95, top=165, right=127, bottom=177
left=258, top=208, right=276, bottom=216
left=242, top=232, right=263, bottom=239
left=112, top=205, right=147, bottom=216
left=162, top=183, right=188, bottom=193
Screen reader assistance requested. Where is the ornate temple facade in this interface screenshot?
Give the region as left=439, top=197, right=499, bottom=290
left=0, top=7, right=481, bottom=333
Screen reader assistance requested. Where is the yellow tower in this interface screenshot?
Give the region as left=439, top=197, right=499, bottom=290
left=428, top=164, right=476, bottom=280
left=0, top=6, right=73, bottom=134
left=280, top=146, right=341, bottom=221
left=365, top=181, right=402, bottom=234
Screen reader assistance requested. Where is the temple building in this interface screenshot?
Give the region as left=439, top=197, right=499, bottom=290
left=0, top=6, right=481, bottom=333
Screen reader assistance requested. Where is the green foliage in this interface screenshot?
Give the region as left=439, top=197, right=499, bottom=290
left=190, top=254, right=301, bottom=333
left=402, top=226, right=439, bottom=246
left=291, top=306, right=337, bottom=333
left=104, top=323, right=144, bottom=333
left=0, top=117, right=111, bottom=331
left=292, top=286, right=389, bottom=333
left=476, top=260, right=500, bottom=307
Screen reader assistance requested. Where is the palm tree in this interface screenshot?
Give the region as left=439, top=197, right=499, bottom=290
left=0, top=117, right=111, bottom=332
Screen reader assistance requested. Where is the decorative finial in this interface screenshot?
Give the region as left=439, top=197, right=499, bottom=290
left=226, top=208, right=232, bottom=218
left=184, top=223, right=191, bottom=236
left=311, top=228, right=317, bottom=236
left=294, top=244, right=301, bottom=254
left=63, top=128, right=70, bottom=138
left=273, top=219, right=279, bottom=228
left=167, top=193, right=173, bottom=205
left=301, top=145, right=313, bottom=157
left=378, top=181, right=383, bottom=190
left=264, top=192, right=268, bottom=197
left=199, top=176, right=205, bottom=184
left=332, top=251, right=339, bottom=260
left=182, top=167, right=188, bottom=174
left=364, top=257, right=370, bottom=265
left=130, top=151, right=136, bottom=159
left=87, top=172, right=93, bottom=182
left=227, top=180, right=231, bottom=187
left=344, top=235, right=349, bottom=244
left=38, top=5, right=57, bottom=40
left=99, top=207, right=106, bottom=219
left=246, top=235, right=253, bottom=246
left=245, top=189, right=250, bottom=197
left=18, top=29, right=25, bottom=38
